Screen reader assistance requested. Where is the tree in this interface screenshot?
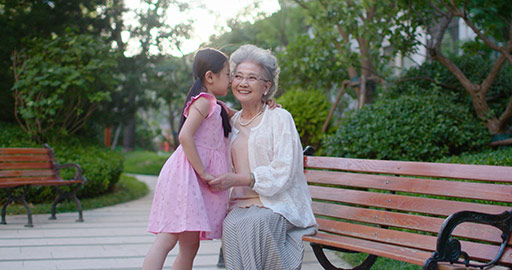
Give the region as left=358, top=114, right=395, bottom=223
left=405, top=0, right=512, bottom=135
left=97, top=0, right=193, bottom=151
left=11, top=32, right=118, bottom=142
left=0, top=0, right=112, bottom=122
left=293, top=0, right=421, bottom=108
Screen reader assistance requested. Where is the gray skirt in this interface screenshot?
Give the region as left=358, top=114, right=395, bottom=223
left=222, top=205, right=316, bottom=270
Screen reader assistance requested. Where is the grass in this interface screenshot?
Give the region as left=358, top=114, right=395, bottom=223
left=342, top=252, right=421, bottom=270
left=4, top=174, right=149, bottom=215
left=122, top=150, right=170, bottom=175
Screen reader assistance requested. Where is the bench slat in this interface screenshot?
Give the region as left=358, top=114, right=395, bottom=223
left=303, top=232, right=432, bottom=266
left=312, top=201, right=506, bottom=244
left=0, top=179, right=82, bottom=187
left=0, top=155, right=51, bottom=162
left=316, top=219, right=512, bottom=264
left=0, top=148, right=49, bottom=155
left=0, top=169, right=56, bottom=178
left=306, top=170, right=512, bottom=203
left=305, top=156, right=512, bottom=183
left=310, top=185, right=510, bottom=217
left=0, top=162, right=53, bottom=170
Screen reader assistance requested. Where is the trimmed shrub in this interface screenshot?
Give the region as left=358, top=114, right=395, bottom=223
left=276, top=88, right=331, bottom=147
left=0, top=122, right=123, bottom=203
left=323, top=89, right=489, bottom=161
left=437, top=146, right=512, bottom=166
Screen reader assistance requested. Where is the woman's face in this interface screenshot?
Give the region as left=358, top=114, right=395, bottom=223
left=231, top=61, right=270, bottom=106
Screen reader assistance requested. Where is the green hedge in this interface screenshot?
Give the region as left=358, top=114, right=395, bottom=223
left=276, top=88, right=331, bottom=148
left=0, top=122, right=124, bottom=203
left=437, top=146, right=512, bottom=166
left=323, top=89, right=489, bottom=161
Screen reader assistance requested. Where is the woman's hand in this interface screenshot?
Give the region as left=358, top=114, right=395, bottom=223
left=266, top=99, right=281, bottom=110
left=209, top=173, right=243, bottom=192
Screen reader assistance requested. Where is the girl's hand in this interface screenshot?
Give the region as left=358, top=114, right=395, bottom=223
left=199, top=171, right=215, bottom=183
left=209, top=173, right=239, bottom=192
left=266, top=99, right=281, bottom=110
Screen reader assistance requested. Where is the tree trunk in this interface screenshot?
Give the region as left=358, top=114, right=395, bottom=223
left=168, top=104, right=179, bottom=149
left=123, top=116, right=136, bottom=151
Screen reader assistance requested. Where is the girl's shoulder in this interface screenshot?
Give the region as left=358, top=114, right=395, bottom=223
left=183, top=92, right=218, bottom=118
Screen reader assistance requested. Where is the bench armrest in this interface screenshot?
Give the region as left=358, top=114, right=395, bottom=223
left=54, top=163, right=87, bottom=184
left=423, top=209, right=512, bottom=270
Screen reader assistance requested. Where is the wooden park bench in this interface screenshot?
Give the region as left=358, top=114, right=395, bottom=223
left=302, top=149, right=512, bottom=270
left=0, top=144, right=86, bottom=227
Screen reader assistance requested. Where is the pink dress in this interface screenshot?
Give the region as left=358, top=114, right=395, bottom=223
left=147, top=92, right=230, bottom=240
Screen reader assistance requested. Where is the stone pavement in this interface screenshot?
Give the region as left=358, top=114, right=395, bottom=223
left=0, top=174, right=351, bottom=270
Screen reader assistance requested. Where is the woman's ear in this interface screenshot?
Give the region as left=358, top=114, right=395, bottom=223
left=204, top=70, right=214, bottom=84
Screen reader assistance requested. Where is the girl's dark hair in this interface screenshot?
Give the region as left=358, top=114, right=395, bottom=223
left=179, top=48, right=231, bottom=137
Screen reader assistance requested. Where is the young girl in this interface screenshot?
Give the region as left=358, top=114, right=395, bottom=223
left=143, top=48, right=233, bottom=270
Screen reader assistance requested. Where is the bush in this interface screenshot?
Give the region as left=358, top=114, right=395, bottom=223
left=323, top=89, right=489, bottom=161
left=437, top=146, right=512, bottom=166
left=276, top=88, right=331, bottom=147
left=0, top=122, right=124, bottom=203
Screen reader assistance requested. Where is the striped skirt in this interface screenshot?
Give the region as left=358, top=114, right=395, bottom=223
left=222, top=205, right=316, bottom=270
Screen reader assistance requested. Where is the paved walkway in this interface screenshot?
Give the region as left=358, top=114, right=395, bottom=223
left=0, top=174, right=350, bottom=270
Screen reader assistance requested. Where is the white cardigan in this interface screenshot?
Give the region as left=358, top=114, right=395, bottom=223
left=230, top=106, right=317, bottom=228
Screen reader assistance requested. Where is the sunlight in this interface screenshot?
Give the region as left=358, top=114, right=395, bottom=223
left=123, top=0, right=281, bottom=57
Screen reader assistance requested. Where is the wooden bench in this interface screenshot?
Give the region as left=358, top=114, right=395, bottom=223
left=0, top=144, right=86, bottom=227
left=302, top=150, right=512, bottom=270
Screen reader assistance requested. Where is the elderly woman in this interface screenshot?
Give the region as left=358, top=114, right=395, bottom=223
left=209, top=44, right=317, bottom=270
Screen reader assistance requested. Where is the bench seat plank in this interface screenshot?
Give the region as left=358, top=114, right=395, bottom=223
left=0, top=148, right=48, bottom=154
left=310, top=186, right=511, bottom=216
left=315, top=219, right=512, bottom=264
left=0, top=169, right=56, bottom=177
left=312, top=201, right=505, bottom=244
left=0, top=155, right=51, bottom=162
left=306, top=170, right=512, bottom=203
left=305, top=156, right=512, bottom=183
left=0, top=162, right=53, bottom=170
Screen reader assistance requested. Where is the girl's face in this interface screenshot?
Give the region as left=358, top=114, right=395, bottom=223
left=231, top=61, right=270, bottom=106
left=209, top=62, right=231, bottom=97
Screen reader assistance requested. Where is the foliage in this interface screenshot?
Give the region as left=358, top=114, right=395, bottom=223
left=0, top=122, right=124, bottom=203
left=403, top=0, right=512, bottom=135
left=207, top=0, right=308, bottom=54
left=11, top=32, right=119, bottom=142
left=437, top=146, right=512, bottom=166
left=291, top=0, right=422, bottom=107
left=123, top=150, right=171, bottom=176
left=388, top=55, right=512, bottom=130
left=276, top=88, right=331, bottom=148
left=323, top=88, right=489, bottom=162
left=0, top=0, right=112, bottom=122
left=2, top=174, right=148, bottom=216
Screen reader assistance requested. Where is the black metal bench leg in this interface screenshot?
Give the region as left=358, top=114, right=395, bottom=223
left=1, top=195, right=14, bottom=225
left=49, top=186, right=84, bottom=222
left=70, top=190, right=83, bottom=222
left=311, top=243, right=378, bottom=270
left=1, top=186, right=33, bottom=227
left=49, top=189, right=65, bottom=220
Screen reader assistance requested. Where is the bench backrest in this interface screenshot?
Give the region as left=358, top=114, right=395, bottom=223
left=304, top=155, right=512, bottom=266
left=0, top=147, right=60, bottom=187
